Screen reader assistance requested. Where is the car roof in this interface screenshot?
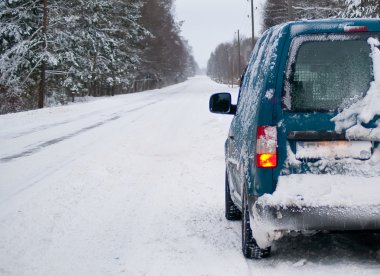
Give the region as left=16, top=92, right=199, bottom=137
left=282, top=18, right=380, bottom=37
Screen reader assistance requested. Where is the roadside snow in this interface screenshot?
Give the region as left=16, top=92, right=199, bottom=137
left=1, top=77, right=380, bottom=275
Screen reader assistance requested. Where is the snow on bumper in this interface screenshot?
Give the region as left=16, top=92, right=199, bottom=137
left=250, top=174, right=380, bottom=248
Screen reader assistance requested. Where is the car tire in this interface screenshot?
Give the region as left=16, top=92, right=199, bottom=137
left=225, top=170, right=242, bottom=220
left=242, top=185, right=271, bottom=259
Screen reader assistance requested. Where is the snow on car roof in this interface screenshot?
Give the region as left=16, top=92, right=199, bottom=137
left=286, top=18, right=380, bottom=37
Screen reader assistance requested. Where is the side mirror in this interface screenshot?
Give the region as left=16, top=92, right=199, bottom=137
left=209, top=93, right=236, bottom=115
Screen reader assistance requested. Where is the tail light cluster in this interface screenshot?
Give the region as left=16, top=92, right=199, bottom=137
left=256, top=126, right=278, bottom=168
left=343, top=26, right=368, bottom=33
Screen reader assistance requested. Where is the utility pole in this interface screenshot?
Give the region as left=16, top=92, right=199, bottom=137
left=237, top=30, right=241, bottom=78
left=38, top=0, right=48, bottom=109
left=251, top=0, right=255, bottom=50
left=288, top=0, right=294, bottom=21
left=231, top=52, right=234, bottom=88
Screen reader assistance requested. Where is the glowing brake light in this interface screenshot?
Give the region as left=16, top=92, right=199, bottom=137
left=344, top=26, right=368, bottom=33
left=256, top=126, right=277, bottom=168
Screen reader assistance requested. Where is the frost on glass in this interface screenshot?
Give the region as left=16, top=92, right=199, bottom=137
left=332, top=37, right=380, bottom=139
left=284, top=34, right=373, bottom=112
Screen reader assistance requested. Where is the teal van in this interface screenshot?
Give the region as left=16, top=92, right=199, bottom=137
left=209, top=19, right=380, bottom=259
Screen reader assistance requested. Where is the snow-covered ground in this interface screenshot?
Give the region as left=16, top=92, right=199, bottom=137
left=0, top=76, right=379, bottom=275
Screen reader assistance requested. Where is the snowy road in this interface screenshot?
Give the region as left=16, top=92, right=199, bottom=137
left=1, top=76, right=379, bottom=275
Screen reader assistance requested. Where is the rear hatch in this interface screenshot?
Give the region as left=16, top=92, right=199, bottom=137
left=281, top=32, right=380, bottom=176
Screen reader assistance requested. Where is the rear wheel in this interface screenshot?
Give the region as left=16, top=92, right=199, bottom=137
left=225, top=170, right=241, bottom=220
left=242, top=185, right=271, bottom=259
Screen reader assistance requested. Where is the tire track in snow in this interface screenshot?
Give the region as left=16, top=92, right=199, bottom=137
left=1, top=82, right=187, bottom=140
left=5, top=109, right=109, bottom=139
left=0, top=100, right=161, bottom=163
left=0, top=115, right=120, bottom=163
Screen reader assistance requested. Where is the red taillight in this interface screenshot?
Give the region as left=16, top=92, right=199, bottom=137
left=256, top=126, right=277, bottom=168
left=344, top=26, right=368, bottom=33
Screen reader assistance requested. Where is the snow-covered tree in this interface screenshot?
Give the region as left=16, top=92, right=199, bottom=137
left=340, top=0, right=380, bottom=18
left=0, top=0, right=195, bottom=114
left=207, top=37, right=254, bottom=84
left=49, top=0, right=146, bottom=98
left=138, top=0, right=198, bottom=87
left=0, top=0, right=147, bottom=112
left=0, top=0, right=54, bottom=113
left=262, top=0, right=345, bottom=31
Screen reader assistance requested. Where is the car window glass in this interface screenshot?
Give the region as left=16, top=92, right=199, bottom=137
left=284, top=34, right=376, bottom=112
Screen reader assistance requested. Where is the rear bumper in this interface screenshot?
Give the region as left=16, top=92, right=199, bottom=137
left=253, top=203, right=380, bottom=231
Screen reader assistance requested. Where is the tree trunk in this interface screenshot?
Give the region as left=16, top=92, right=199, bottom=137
left=38, top=0, right=48, bottom=108
left=38, top=61, right=46, bottom=108
left=90, top=53, right=97, bottom=96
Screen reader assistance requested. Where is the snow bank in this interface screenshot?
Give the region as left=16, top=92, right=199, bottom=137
left=332, top=37, right=380, bottom=136
left=345, top=123, right=380, bottom=140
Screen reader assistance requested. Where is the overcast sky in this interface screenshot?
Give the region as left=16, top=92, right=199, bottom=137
left=174, top=0, right=265, bottom=68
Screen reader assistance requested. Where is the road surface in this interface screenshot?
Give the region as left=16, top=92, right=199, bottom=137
left=0, top=76, right=379, bottom=275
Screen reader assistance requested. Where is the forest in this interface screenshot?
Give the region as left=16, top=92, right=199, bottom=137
left=0, top=0, right=198, bottom=114
left=207, top=0, right=380, bottom=84
left=1, top=0, right=379, bottom=114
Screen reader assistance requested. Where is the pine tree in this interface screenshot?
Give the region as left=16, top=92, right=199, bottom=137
left=262, top=0, right=345, bottom=31
left=340, top=0, right=380, bottom=18
left=49, top=0, right=146, bottom=98
left=138, top=0, right=197, bottom=88
left=0, top=0, right=54, bottom=113
left=207, top=37, right=254, bottom=84
left=0, top=0, right=195, bottom=114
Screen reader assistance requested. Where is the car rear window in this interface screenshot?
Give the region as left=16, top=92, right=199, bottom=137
left=283, top=34, right=376, bottom=112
